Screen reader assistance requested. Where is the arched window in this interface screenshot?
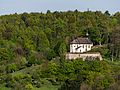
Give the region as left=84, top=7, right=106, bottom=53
left=88, top=45, right=90, bottom=48
left=80, top=50, right=81, bottom=52
left=83, top=45, right=84, bottom=48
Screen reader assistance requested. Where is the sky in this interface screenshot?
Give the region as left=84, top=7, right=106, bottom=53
left=0, top=0, right=120, bottom=15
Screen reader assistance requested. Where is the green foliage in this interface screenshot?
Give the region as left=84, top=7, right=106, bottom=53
left=46, top=49, right=56, bottom=60
left=25, top=83, right=34, bottom=90
left=92, top=45, right=110, bottom=59
left=6, top=63, right=17, bottom=73
left=48, top=61, right=59, bottom=75
left=0, top=10, right=120, bottom=89
left=58, top=42, right=67, bottom=58
left=0, top=86, right=11, bottom=90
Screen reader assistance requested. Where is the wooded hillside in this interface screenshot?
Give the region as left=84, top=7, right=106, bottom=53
left=0, top=10, right=120, bottom=90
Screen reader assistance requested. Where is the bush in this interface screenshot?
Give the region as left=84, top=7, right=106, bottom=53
left=6, top=63, right=17, bottom=73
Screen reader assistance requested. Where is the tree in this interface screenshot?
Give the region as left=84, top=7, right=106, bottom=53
left=110, top=25, right=120, bottom=61
left=6, top=63, right=17, bottom=73
left=104, top=10, right=110, bottom=16
left=25, top=83, right=33, bottom=90
left=46, top=49, right=56, bottom=60
left=58, top=42, right=67, bottom=58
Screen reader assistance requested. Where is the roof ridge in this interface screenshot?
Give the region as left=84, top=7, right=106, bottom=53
left=70, top=37, right=93, bottom=44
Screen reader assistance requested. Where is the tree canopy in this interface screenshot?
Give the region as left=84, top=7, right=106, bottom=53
left=0, top=10, right=120, bottom=90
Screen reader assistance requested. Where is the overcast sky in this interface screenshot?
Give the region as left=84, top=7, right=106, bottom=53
left=0, top=0, right=120, bottom=15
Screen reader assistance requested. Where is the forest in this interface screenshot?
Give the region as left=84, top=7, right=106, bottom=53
left=0, top=10, right=120, bottom=90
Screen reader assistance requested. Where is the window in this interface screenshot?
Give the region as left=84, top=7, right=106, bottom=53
left=83, top=45, right=84, bottom=48
left=80, top=50, right=81, bottom=52
left=88, top=45, right=90, bottom=48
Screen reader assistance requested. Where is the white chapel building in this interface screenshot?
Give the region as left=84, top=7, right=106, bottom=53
left=66, top=37, right=102, bottom=60
left=70, top=38, right=93, bottom=53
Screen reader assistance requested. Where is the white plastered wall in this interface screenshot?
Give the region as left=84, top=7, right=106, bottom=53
left=70, top=44, right=93, bottom=53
